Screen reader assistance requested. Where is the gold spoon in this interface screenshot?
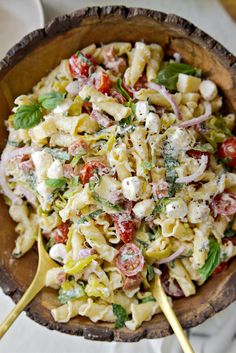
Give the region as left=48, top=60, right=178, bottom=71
left=0, top=231, right=58, bottom=339
left=152, top=276, right=195, bottom=353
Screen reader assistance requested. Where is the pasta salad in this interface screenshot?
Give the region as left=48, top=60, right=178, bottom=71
left=1, top=41, right=236, bottom=330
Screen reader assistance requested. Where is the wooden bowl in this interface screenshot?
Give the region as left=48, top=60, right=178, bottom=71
left=0, top=6, right=236, bottom=342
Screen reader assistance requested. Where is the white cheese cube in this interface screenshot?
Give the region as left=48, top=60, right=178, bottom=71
left=132, top=199, right=155, bottom=219
left=145, top=112, right=161, bottom=133
left=32, top=151, right=53, bottom=181
left=135, top=101, right=150, bottom=122
left=122, top=176, right=143, bottom=201
left=47, top=159, right=64, bottom=179
left=177, top=73, right=201, bottom=93
left=166, top=199, right=188, bottom=219
left=199, top=80, right=218, bottom=101
left=188, top=201, right=210, bottom=224
left=49, top=244, right=67, bottom=263
left=168, top=127, right=192, bottom=150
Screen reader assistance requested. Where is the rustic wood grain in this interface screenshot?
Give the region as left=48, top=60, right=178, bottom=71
left=0, top=6, right=236, bottom=342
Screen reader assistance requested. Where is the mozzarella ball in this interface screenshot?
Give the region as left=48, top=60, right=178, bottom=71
left=145, top=112, right=161, bottom=133
left=32, top=151, right=53, bottom=181
left=188, top=201, right=210, bottom=224
left=132, top=199, right=155, bottom=219
left=168, top=127, right=192, bottom=150
left=122, top=176, right=143, bottom=201
left=135, top=101, right=150, bottom=122
left=49, top=244, right=67, bottom=263
left=47, top=160, right=64, bottom=179
left=199, top=80, right=218, bottom=101
left=166, top=199, right=188, bottom=219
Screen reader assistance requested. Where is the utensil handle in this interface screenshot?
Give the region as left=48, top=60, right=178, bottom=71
left=157, top=277, right=195, bottom=353
left=0, top=275, right=44, bottom=339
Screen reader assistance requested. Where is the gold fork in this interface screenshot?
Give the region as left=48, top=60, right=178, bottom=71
left=153, top=276, right=195, bottom=353
left=0, top=231, right=58, bottom=339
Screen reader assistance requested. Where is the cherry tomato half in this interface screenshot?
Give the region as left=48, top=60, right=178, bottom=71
left=116, top=243, right=144, bottom=277
left=187, top=149, right=211, bottom=167
left=218, top=137, right=236, bottom=167
left=222, top=236, right=236, bottom=246
left=54, top=222, right=70, bottom=244
left=80, top=161, right=107, bottom=184
left=160, top=265, right=184, bottom=298
left=211, top=192, right=236, bottom=216
left=69, top=52, right=96, bottom=79
left=95, top=72, right=111, bottom=94
left=212, top=262, right=228, bottom=276
left=114, top=215, right=136, bottom=243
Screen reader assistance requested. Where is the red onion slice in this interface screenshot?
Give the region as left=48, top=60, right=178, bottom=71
left=155, top=245, right=185, bottom=265
left=147, top=82, right=182, bottom=120
left=176, top=155, right=208, bottom=184
left=1, top=146, right=37, bottom=164
left=179, top=101, right=212, bottom=128
left=90, top=110, right=113, bottom=128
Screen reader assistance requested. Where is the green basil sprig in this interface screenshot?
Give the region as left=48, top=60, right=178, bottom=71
left=156, top=63, right=201, bottom=91
left=14, top=91, right=64, bottom=130
left=116, top=78, right=132, bottom=101
left=112, top=304, right=129, bottom=329
left=38, top=91, right=64, bottom=110
left=198, top=238, right=220, bottom=281
left=14, top=104, right=42, bottom=130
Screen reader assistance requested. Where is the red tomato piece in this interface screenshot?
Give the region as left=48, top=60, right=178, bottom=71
left=211, top=192, right=236, bottom=216
left=95, top=72, right=112, bottom=94
left=218, top=137, right=236, bottom=167
left=123, top=274, right=142, bottom=290
left=69, top=52, right=96, bottom=78
left=160, top=265, right=184, bottom=298
left=80, top=161, right=107, bottom=184
left=54, top=222, right=70, bottom=244
left=222, top=236, right=236, bottom=246
left=68, top=140, right=88, bottom=157
left=187, top=149, right=210, bottom=167
left=212, top=262, right=228, bottom=276
left=114, top=215, right=136, bottom=243
left=116, top=243, right=144, bottom=277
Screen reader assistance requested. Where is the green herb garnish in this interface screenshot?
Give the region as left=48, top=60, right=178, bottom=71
left=45, top=178, right=67, bottom=189
left=163, top=140, right=182, bottom=197
left=116, top=78, right=132, bottom=101
left=198, top=238, right=220, bottom=281
left=38, top=91, right=64, bottom=110
left=112, top=304, right=129, bottom=329
left=77, top=209, right=104, bottom=224
left=156, top=63, right=201, bottom=91
left=140, top=297, right=156, bottom=304
left=14, top=104, right=43, bottom=130
left=58, top=282, right=85, bottom=304
left=146, top=264, right=155, bottom=282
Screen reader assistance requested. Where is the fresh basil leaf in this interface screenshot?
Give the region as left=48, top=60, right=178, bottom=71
left=192, top=143, right=215, bottom=153
left=116, top=78, right=132, bottom=101
left=140, top=296, right=156, bottom=304
left=14, top=104, right=42, bottom=130
left=152, top=197, right=171, bottom=216
left=112, top=304, right=129, bottom=329
left=199, top=238, right=220, bottom=281
left=156, top=63, right=201, bottom=91
left=44, top=147, right=70, bottom=161
left=45, top=178, right=67, bottom=189
left=38, top=91, right=64, bottom=110
left=58, top=282, right=85, bottom=304
left=146, top=264, right=155, bottom=282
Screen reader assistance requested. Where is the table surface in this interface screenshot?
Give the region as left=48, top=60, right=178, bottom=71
left=0, top=1, right=236, bottom=353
